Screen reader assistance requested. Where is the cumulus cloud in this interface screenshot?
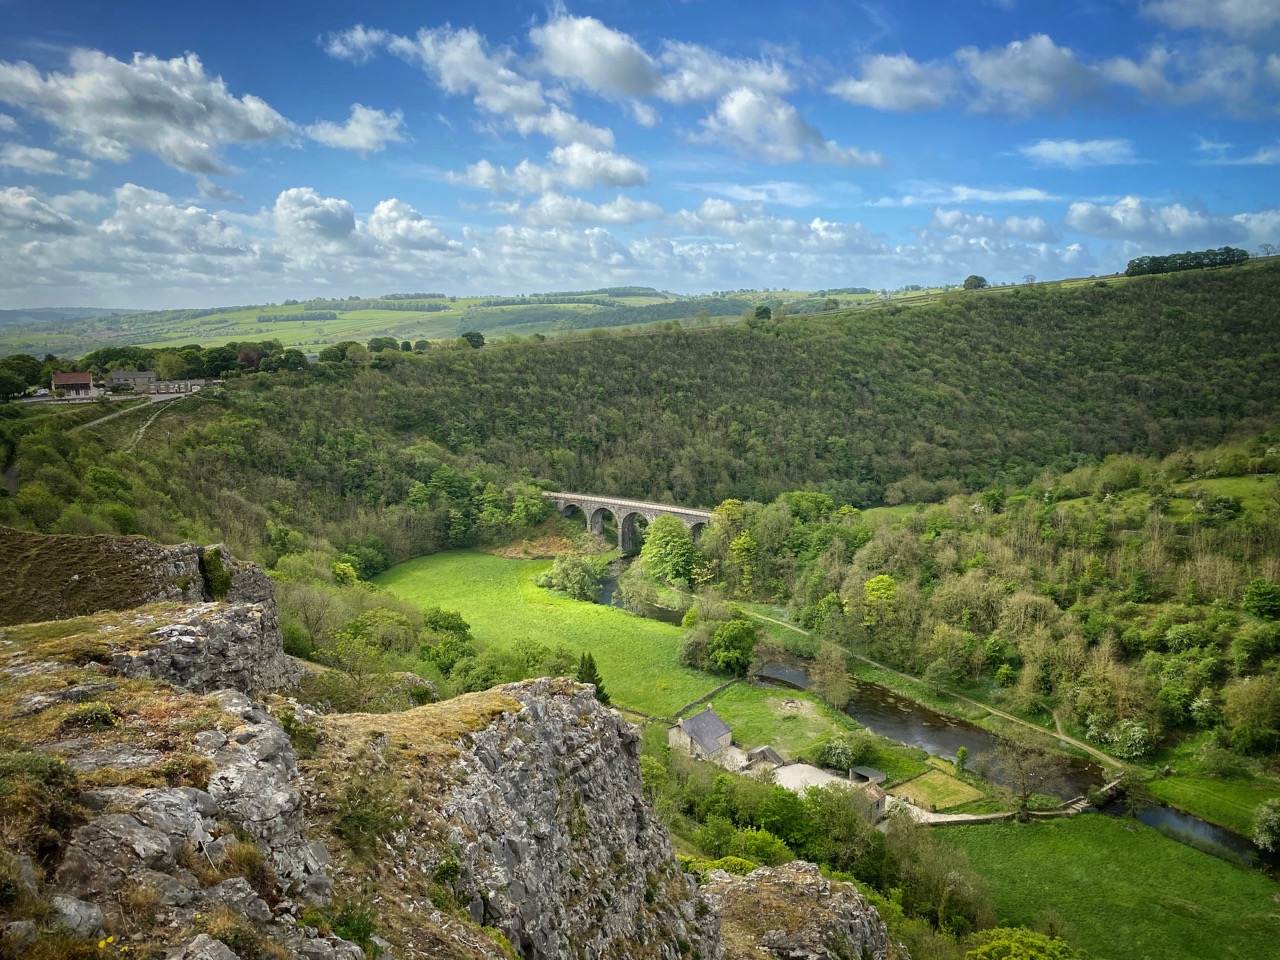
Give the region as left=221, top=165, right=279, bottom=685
left=98, top=183, right=252, bottom=257
left=0, top=186, right=80, bottom=234
left=957, top=34, right=1098, bottom=113
left=0, top=50, right=292, bottom=174
left=1142, top=0, right=1280, bottom=37
left=307, top=104, right=406, bottom=154
left=322, top=25, right=391, bottom=64
left=699, top=89, right=883, bottom=166
left=1019, top=138, right=1137, bottom=167
left=532, top=15, right=660, bottom=98
left=366, top=198, right=462, bottom=250
left=1063, top=195, right=1221, bottom=239
left=0, top=113, right=16, bottom=132
left=829, top=54, right=957, bottom=111
left=272, top=187, right=359, bottom=245
left=387, top=25, right=613, bottom=148
left=0, top=144, right=93, bottom=178
left=450, top=142, right=648, bottom=194
left=656, top=41, right=792, bottom=102
left=522, top=193, right=663, bottom=226
left=930, top=208, right=1060, bottom=241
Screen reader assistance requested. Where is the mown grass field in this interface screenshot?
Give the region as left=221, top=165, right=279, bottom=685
left=892, top=765, right=985, bottom=810
left=942, top=816, right=1280, bottom=960
left=375, top=550, right=719, bottom=717
left=708, top=683, right=855, bottom=759
left=1147, top=772, right=1280, bottom=836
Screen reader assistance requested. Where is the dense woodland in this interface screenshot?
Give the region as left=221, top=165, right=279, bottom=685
left=2, top=262, right=1279, bottom=959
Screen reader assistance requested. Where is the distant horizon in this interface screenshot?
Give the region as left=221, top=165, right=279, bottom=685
left=2, top=1, right=1277, bottom=309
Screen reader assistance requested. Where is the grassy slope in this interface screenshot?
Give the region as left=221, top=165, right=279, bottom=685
left=374, top=550, right=717, bottom=716
left=942, top=817, right=1280, bottom=960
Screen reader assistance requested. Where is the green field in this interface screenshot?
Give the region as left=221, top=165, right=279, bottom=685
left=942, top=816, right=1280, bottom=960
left=375, top=550, right=719, bottom=716
left=707, top=683, right=855, bottom=759
left=1147, top=773, right=1280, bottom=836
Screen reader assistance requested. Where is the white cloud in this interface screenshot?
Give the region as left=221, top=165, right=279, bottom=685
left=930, top=208, right=1060, bottom=241
left=532, top=15, right=660, bottom=98
left=322, top=25, right=390, bottom=64
left=957, top=34, right=1098, bottom=113
left=1213, top=141, right=1280, bottom=163
left=272, top=187, right=359, bottom=244
left=1019, top=138, right=1137, bottom=167
left=0, top=50, right=293, bottom=174
left=0, top=186, right=80, bottom=234
left=872, top=183, right=1058, bottom=207
left=656, top=41, right=792, bottom=102
left=1142, top=0, right=1280, bottom=37
left=1268, top=53, right=1280, bottom=82
left=0, top=144, right=94, bottom=178
left=307, top=104, right=406, bottom=154
left=1063, top=195, right=1220, bottom=239
left=698, top=181, right=821, bottom=207
left=522, top=193, right=663, bottom=226
left=0, top=113, right=16, bottom=132
left=829, top=54, right=957, bottom=111
left=98, top=183, right=252, bottom=258
left=387, top=25, right=613, bottom=148
left=450, top=143, right=648, bottom=194
left=366, top=198, right=462, bottom=251
left=699, top=88, right=883, bottom=166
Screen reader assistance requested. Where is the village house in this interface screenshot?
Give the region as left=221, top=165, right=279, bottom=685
left=51, top=372, right=93, bottom=397
left=863, top=782, right=888, bottom=821
left=110, top=370, right=156, bottom=391
left=668, top=706, right=732, bottom=761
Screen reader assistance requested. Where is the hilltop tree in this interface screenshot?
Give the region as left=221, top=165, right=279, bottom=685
left=963, top=275, right=989, bottom=290
left=460, top=331, right=485, bottom=349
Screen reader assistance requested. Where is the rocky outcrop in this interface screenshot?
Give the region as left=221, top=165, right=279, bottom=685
left=112, top=599, right=299, bottom=696
left=705, top=862, right=892, bottom=960
left=315, top=678, right=722, bottom=960
left=445, top=678, right=720, bottom=960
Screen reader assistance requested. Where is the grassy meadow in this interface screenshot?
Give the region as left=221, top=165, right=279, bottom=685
left=941, top=816, right=1280, bottom=960
left=374, top=550, right=718, bottom=717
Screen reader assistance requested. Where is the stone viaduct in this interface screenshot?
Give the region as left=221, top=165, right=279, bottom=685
left=542, top=492, right=713, bottom=555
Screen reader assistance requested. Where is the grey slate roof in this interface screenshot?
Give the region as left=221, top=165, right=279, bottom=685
left=851, top=766, right=887, bottom=783
left=681, top=707, right=731, bottom=754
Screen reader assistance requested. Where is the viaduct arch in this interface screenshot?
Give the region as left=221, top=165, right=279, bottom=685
left=542, top=491, right=713, bottom=556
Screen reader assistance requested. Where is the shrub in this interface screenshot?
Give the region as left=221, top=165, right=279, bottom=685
left=58, top=701, right=116, bottom=732
left=201, top=547, right=233, bottom=599
left=332, top=776, right=408, bottom=857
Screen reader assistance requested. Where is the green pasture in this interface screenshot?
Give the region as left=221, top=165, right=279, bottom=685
left=707, top=683, right=855, bottom=759
left=941, top=816, right=1280, bottom=960
left=1147, top=774, right=1280, bottom=836
left=375, top=550, right=720, bottom=717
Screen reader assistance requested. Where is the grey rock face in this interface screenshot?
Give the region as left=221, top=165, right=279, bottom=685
left=112, top=599, right=299, bottom=696
left=50, top=893, right=105, bottom=939
left=703, top=861, right=893, bottom=960
left=166, top=933, right=240, bottom=960
left=444, top=678, right=720, bottom=960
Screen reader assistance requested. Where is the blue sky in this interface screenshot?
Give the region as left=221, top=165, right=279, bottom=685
left=1, top=0, right=1277, bottom=308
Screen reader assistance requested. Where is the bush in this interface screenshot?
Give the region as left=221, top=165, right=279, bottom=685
left=332, top=776, right=408, bottom=857
left=201, top=547, right=233, bottom=598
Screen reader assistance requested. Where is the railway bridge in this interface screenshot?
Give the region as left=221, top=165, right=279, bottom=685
left=542, top=491, right=713, bottom=555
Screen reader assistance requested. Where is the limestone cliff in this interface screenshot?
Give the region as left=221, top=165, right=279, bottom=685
left=309, top=679, right=720, bottom=960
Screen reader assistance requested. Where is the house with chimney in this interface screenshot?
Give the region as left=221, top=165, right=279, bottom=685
left=668, top=706, right=733, bottom=761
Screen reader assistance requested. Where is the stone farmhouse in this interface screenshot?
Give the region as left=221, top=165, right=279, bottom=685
left=668, top=707, right=732, bottom=761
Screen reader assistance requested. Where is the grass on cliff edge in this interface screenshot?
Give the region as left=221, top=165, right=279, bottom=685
left=940, top=816, right=1280, bottom=960
left=375, top=550, right=718, bottom=717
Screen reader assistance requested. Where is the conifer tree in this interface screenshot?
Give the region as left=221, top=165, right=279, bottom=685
left=576, top=652, right=610, bottom=705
